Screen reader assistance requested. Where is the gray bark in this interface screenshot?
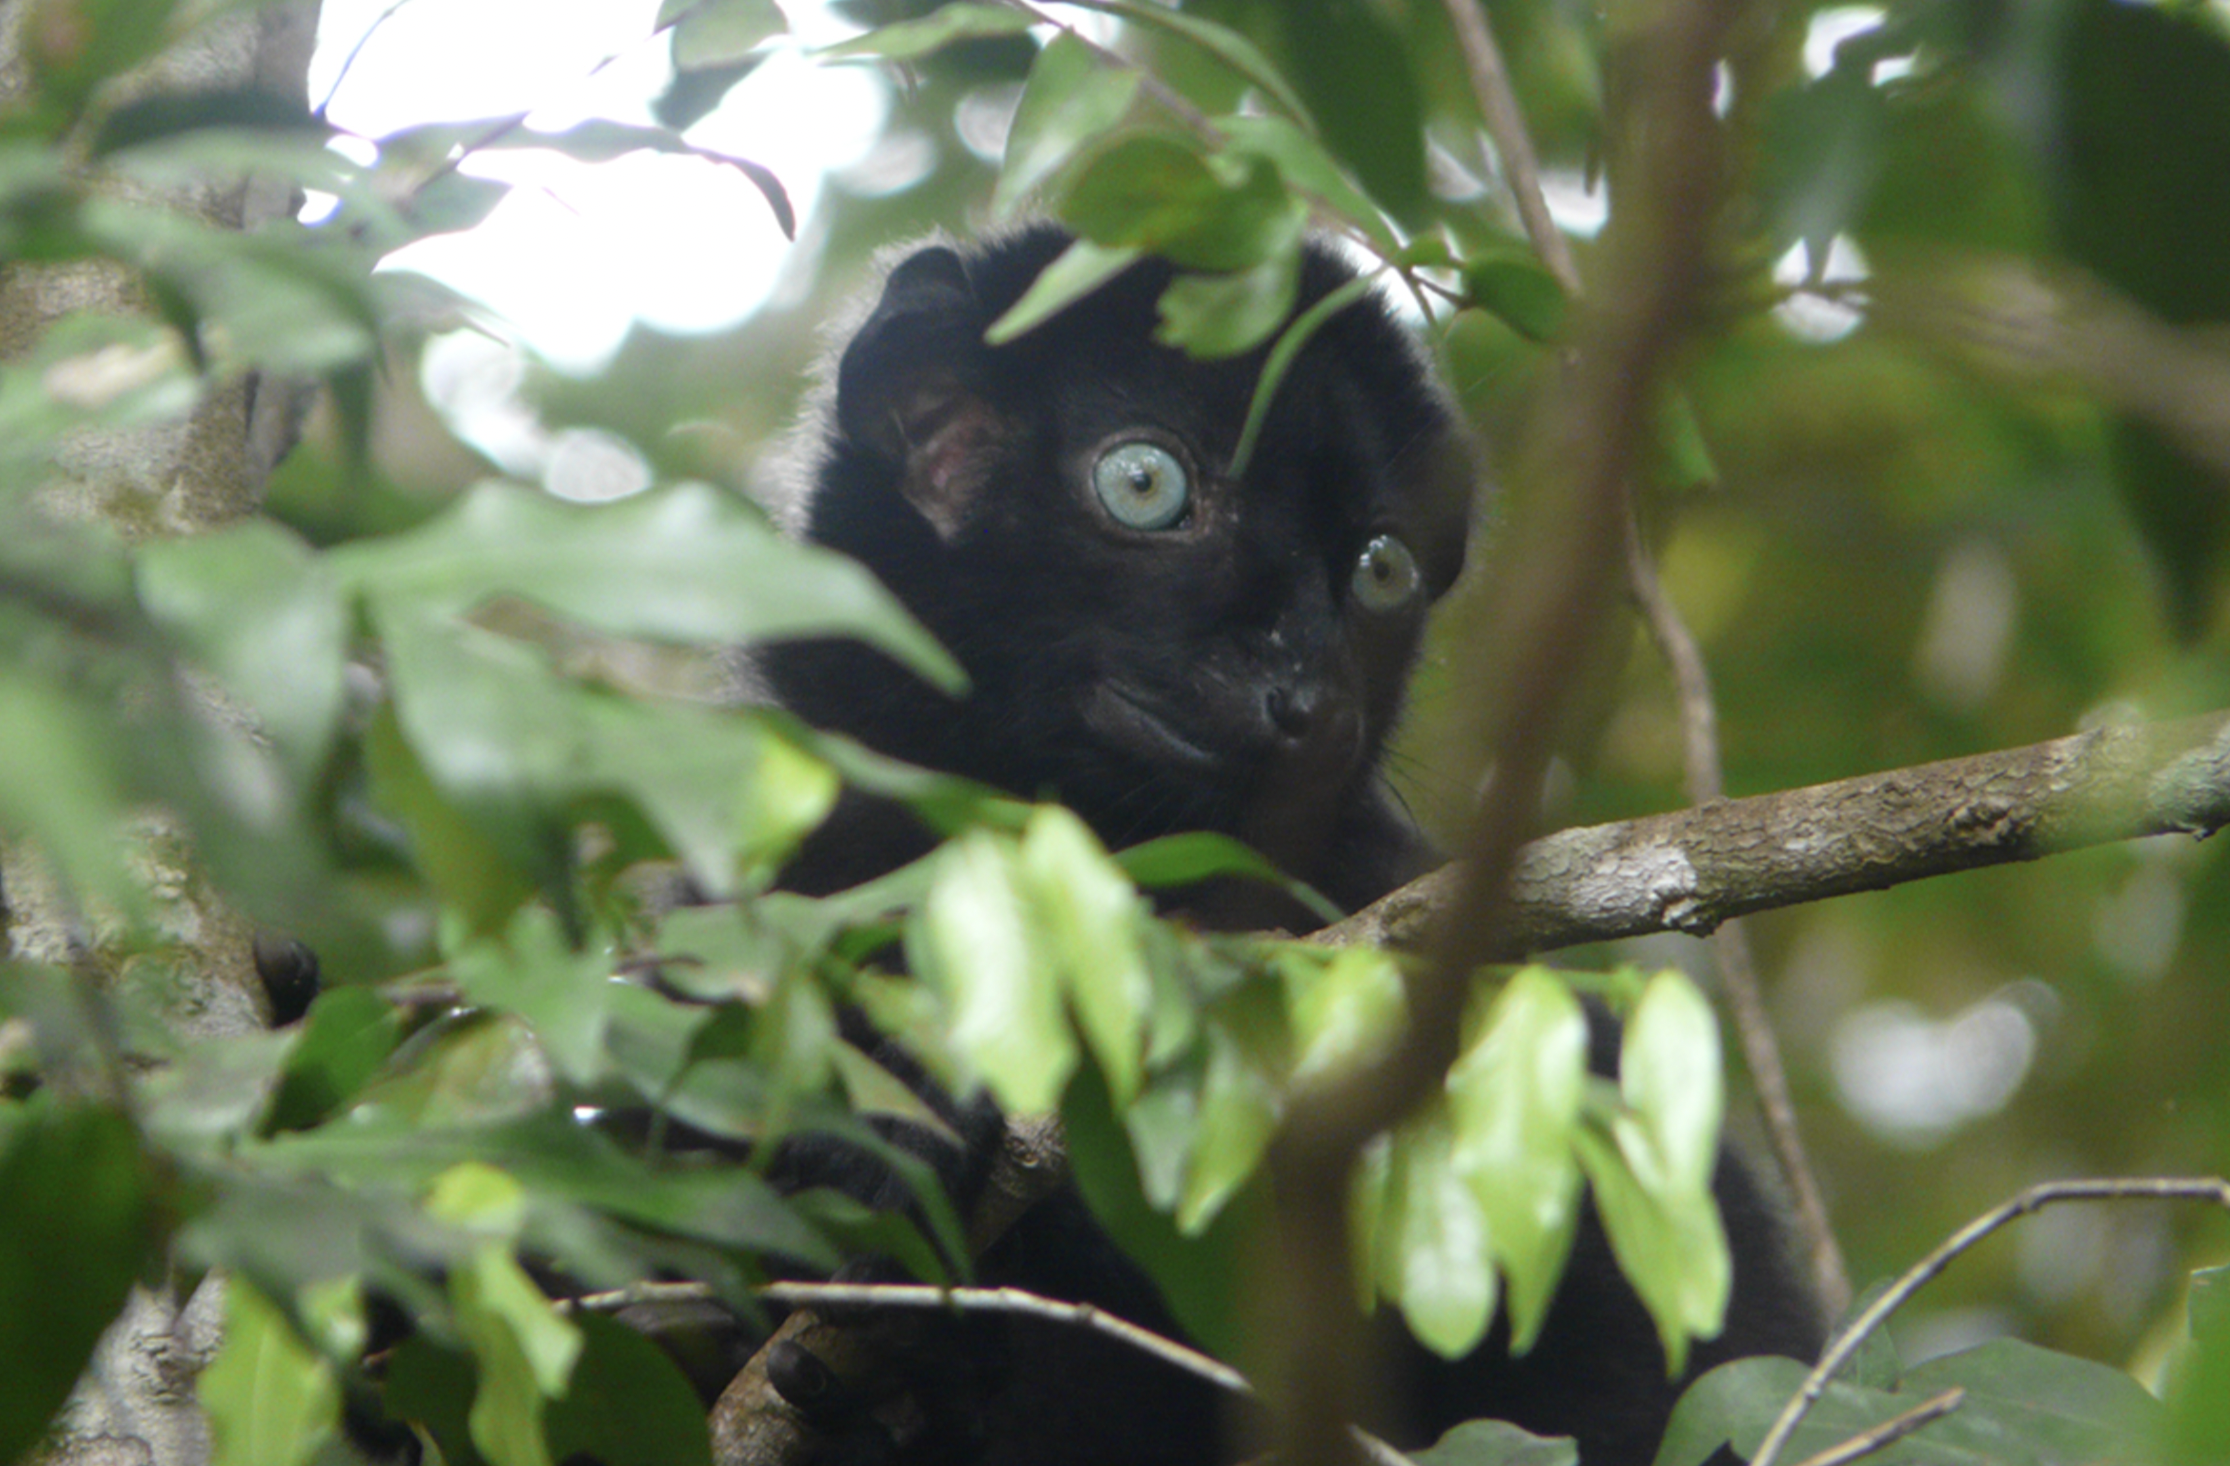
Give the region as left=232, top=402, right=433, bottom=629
left=0, top=6, right=323, bottom=1465
left=1316, top=709, right=2230, bottom=955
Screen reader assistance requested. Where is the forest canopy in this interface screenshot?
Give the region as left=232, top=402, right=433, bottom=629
left=1, top=2, right=2228, bottom=1465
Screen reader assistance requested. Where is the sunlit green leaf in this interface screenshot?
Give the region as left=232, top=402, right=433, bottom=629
left=1447, top=968, right=1586, bottom=1352
left=817, top=3, right=1034, bottom=62
left=1281, top=944, right=1405, bottom=1089
left=1020, top=806, right=1151, bottom=1105
left=449, top=907, right=616, bottom=1087
left=1154, top=247, right=1301, bottom=358
left=1059, top=131, right=1305, bottom=273
left=996, top=32, right=1141, bottom=216
left=1385, top=1111, right=1497, bottom=1358
left=1178, top=992, right=1284, bottom=1233
left=986, top=236, right=1142, bottom=345
left=137, top=520, right=347, bottom=786
left=200, top=1279, right=340, bottom=1466
left=1621, top=970, right=1722, bottom=1197
left=338, top=483, right=960, bottom=692
left=1462, top=256, right=1569, bottom=344
left=910, top=829, right=1074, bottom=1113
left=453, top=1244, right=581, bottom=1466
left=264, top=985, right=403, bottom=1134
left=1572, top=1117, right=1727, bottom=1376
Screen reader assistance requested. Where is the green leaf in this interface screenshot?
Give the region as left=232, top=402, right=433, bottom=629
left=79, top=199, right=379, bottom=375
left=1072, top=1, right=1308, bottom=123
left=1059, top=131, right=1305, bottom=273
left=669, top=0, right=786, bottom=68
left=2169, top=1267, right=2230, bottom=1463
left=365, top=705, right=537, bottom=938
left=1621, top=970, right=1723, bottom=1197
left=1447, top=968, right=1586, bottom=1352
left=0, top=668, right=142, bottom=918
left=1650, top=388, right=1718, bottom=495
left=1019, top=806, right=1151, bottom=1105
left=1153, top=246, right=1302, bottom=359
left=1384, top=1111, right=1497, bottom=1358
left=545, top=1314, right=714, bottom=1466
left=199, top=1280, right=340, bottom=1466
left=1757, top=62, right=1888, bottom=259
left=448, top=907, right=616, bottom=1087
left=1215, top=112, right=1395, bottom=254
left=335, top=483, right=961, bottom=692
left=91, top=88, right=324, bottom=153
left=452, top=1245, right=580, bottom=1466
left=264, top=986, right=404, bottom=1134
left=1062, top=1057, right=1254, bottom=1361
left=1276, top=0, right=1426, bottom=220
left=1409, top=1419, right=1577, bottom=1466
left=817, top=3, right=1034, bottom=62
left=996, top=32, right=1141, bottom=216
left=0, top=1098, right=155, bottom=1466
left=137, top=520, right=347, bottom=786
left=1281, top=944, right=1405, bottom=1089
left=2055, top=0, right=2230, bottom=326
left=1571, top=1118, right=1727, bottom=1377
left=384, top=1338, right=488, bottom=1466
left=1111, top=831, right=1340, bottom=923
left=1662, top=1340, right=2169, bottom=1466
left=1178, top=991, right=1284, bottom=1233
left=1462, top=256, right=1570, bottom=344
left=985, top=237, right=1144, bottom=345
left=908, top=829, right=1074, bottom=1112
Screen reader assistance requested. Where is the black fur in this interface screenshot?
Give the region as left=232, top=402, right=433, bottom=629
left=759, top=226, right=1822, bottom=1466
left=764, top=226, right=1470, bottom=920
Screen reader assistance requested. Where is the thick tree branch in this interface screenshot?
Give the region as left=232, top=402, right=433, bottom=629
left=1317, top=709, right=2230, bottom=955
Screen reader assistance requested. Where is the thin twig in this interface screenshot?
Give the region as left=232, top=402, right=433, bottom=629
left=577, top=1277, right=1416, bottom=1465
left=1264, top=0, right=1750, bottom=1456
left=1750, top=1177, right=2230, bottom=1466
left=1439, top=0, right=1580, bottom=295
left=315, top=0, right=417, bottom=117
left=754, top=1284, right=1421, bottom=1466
left=1784, top=1388, right=1964, bottom=1466
left=1621, top=508, right=1851, bottom=1315
left=1447, top=0, right=1850, bottom=1315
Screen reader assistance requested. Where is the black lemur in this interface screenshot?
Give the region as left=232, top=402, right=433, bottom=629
left=748, top=225, right=1822, bottom=1465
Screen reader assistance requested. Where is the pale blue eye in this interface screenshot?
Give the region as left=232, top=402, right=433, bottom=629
left=1092, top=441, right=1190, bottom=531
left=1352, top=533, right=1421, bottom=612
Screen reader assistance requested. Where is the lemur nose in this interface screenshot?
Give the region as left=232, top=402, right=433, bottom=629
left=1266, top=683, right=1322, bottom=740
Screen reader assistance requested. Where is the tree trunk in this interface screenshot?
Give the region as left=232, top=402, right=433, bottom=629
left=0, top=5, right=323, bottom=1464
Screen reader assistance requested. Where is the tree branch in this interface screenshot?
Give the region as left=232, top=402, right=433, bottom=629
left=1316, top=708, right=2230, bottom=955
left=1751, top=1177, right=2230, bottom=1466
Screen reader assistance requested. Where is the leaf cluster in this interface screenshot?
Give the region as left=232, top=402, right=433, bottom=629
left=4, top=2, right=2230, bottom=1466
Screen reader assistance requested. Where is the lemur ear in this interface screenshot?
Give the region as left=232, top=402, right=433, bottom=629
left=835, top=244, right=1013, bottom=540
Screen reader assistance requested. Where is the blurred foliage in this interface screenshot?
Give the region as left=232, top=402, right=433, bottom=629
left=3, top=0, right=2229, bottom=1464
